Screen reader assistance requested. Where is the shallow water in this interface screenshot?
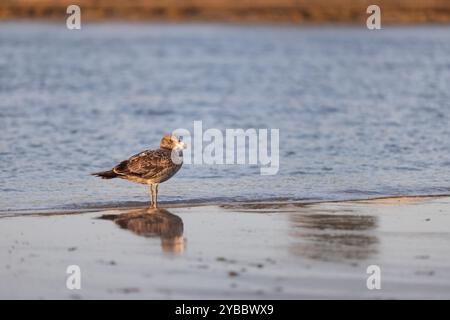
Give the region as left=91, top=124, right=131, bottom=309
left=1, top=23, right=450, bottom=212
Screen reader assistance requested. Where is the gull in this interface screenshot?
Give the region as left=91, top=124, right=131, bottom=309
left=92, top=135, right=186, bottom=208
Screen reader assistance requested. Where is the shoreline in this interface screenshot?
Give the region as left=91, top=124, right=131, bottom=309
left=2, top=20, right=450, bottom=27
left=2, top=193, right=450, bottom=218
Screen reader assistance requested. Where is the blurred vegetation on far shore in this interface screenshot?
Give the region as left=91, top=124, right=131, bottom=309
left=1, top=0, right=450, bottom=24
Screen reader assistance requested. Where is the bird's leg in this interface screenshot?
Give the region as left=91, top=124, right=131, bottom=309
left=153, top=184, right=159, bottom=208
left=149, top=184, right=154, bottom=207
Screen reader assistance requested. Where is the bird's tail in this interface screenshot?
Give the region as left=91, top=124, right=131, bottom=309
left=91, top=170, right=118, bottom=179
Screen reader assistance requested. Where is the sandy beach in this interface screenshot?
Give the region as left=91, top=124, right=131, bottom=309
left=2, top=0, right=450, bottom=24
left=1, top=196, right=449, bottom=299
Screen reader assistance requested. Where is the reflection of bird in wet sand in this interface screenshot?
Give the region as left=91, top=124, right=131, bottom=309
left=92, top=135, right=186, bottom=208
left=100, top=208, right=184, bottom=253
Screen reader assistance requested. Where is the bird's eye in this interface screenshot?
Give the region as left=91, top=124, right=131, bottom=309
left=178, top=136, right=183, bottom=141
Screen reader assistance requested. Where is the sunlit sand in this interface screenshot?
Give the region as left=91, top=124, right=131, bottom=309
left=1, top=196, right=449, bottom=299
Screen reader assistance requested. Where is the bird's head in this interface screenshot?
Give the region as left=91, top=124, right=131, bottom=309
left=160, top=134, right=186, bottom=150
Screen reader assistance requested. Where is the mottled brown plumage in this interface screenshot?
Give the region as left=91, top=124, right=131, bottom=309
left=92, top=135, right=186, bottom=208
left=113, top=148, right=181, bottom=184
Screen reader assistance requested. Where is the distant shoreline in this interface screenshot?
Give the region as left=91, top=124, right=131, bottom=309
left=1, top=0, right=450, bottom=25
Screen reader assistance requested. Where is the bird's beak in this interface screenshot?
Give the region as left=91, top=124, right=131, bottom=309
left=177, top=142, right=187, bottom=149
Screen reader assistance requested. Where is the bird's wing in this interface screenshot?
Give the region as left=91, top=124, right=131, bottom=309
left=113, top=149, right=174, bottom=179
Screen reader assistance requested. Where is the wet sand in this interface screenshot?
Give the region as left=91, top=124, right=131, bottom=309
left=1, top=196, right=450, bottom=299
